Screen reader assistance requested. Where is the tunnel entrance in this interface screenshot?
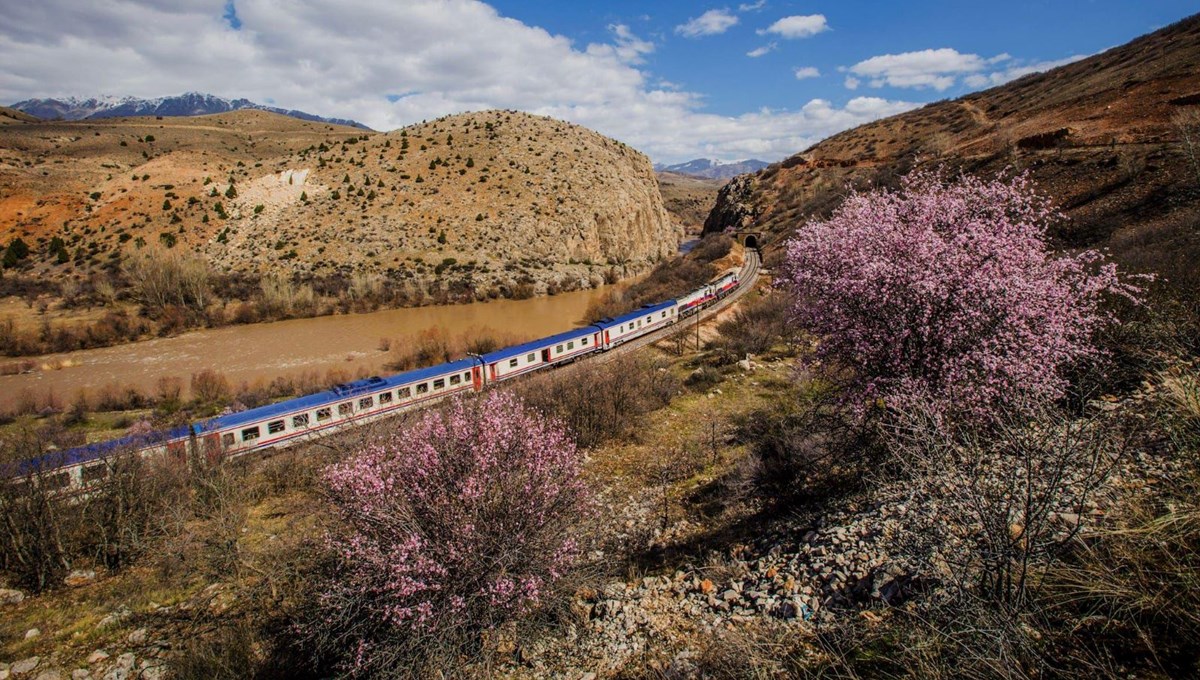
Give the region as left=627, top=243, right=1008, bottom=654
left=741, top=233, right=759, bottom=250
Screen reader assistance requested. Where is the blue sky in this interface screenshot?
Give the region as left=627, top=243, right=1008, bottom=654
left=1, top=1, right=1195, bottom=163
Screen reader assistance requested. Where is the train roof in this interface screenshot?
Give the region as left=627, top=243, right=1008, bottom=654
left=482, top=326, right=598, bottom=364
left=593, top=300, right=676, bottom=330
left=196, top=357, right=479, bottom=433
left=3, top=426, right=191, bottom=478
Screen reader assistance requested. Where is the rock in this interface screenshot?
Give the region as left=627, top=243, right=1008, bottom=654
left=127, top=629, right=148, bottom=645
left=33, top=672, right=61, bottom=680
left=0, top=588, right=26, bottom=605
left=25, top=628, right=40, bottom=639
left=11, top=658, right=39, bottom=675
left=71, top=671, right=90, bottom=680
left=115, top=655, right=134, bottom=672
left=86, top=653, right=108, bottom=666
left=720, top=589, right=740, bottom=602
left=64, top=570, right=96, bottom=587
left=138, top=666, right=165, bottom=680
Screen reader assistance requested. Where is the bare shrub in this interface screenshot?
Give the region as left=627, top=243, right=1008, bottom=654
left=0, top=431, right=79, bottom=591
left=258, top=273, right=317, bottom=318
left=517, top=354, right=679, bottom=449
left=1174, top=109, right=1200, bottom=187
left=710, top=290, right=795, bottom=363
left=192, top=369, right=232, bottom=404
left=122, top=248, right=211, bottom=318
left=881, top=395, right=1135, bottom=608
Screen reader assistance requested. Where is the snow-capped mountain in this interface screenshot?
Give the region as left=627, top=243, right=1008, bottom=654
left=10, top=92, right=369, bottom=129
left=654, top=158, right=770, bottom=180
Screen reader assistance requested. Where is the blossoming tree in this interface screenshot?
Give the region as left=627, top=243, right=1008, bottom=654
left=779, top=170, right=1139, bottom=420
left=312, top=391, right=587, bottom=673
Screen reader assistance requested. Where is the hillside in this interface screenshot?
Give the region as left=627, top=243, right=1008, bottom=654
left=707, top=14, right=1200, bottom=295
left=0, top=107, right=38, bottom=125
left=0, top=109, right=680, bottom=300
left=657, top=171, right=725, bottom=233
left=11, top=93, right=368, bottom=129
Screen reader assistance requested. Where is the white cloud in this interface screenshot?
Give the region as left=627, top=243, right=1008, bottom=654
left=738, top=1, right=767, bottom=11
left=0, top=0, right=916, bottom=164
left=793, top=66, right=820, bottom=80
left=964, top=54, right=1089, bottom=88
left=746, top=43, right=776, bottom=58
left=675, top=9, right=739, bottom=38
left=849, top=47, right=1089, bottom=92
left=759, top=14, right=829, bottom=39
left=849, top=48, right=986, bottom=90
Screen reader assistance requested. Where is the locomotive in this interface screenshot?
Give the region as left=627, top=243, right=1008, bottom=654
left=7, top=268, right=741, bottom=493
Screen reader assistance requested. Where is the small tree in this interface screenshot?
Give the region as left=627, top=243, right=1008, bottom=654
left=779, top=170, right=1140, bottom=420
left=309, top=392, right=587, bottom=673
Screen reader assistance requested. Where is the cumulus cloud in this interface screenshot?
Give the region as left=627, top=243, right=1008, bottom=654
left=793, top=66, right=820, bottom=80
left=849, top=48, right=1089, bottom=92
left=759, top=14, right=829, bottom=39
left=0, top=0, right=916, bottom=163
left=746, top=43, right=776, bottom=58
left=849, top=48, right=986, bottom=90
left=675, top=9, right=739, bottom=38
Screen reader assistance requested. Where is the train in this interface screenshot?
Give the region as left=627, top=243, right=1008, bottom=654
left=5, top=267, right=742, bottom=493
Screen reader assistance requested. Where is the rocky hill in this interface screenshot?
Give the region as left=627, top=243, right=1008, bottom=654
left=657, top=171, right=725, bottom=233
left=0, top=109, right=680, bottom=298
left=707, top=14, right=1200, bottom=296
left=11, top=93, right=368, bottom=129
left=0, top=107, right=39, bottom=125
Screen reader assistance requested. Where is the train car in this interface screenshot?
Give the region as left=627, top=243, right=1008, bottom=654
left=594, top=299, right=678, bottom=350
left=193, top=358, right=479, bottom=458
left=1, top=426, right=190, bottom=494
left=713, top=270, right=739, bottom=297
left=480, top=326, right=601, bottom=383
left=675, top=283, right=715, bottom=317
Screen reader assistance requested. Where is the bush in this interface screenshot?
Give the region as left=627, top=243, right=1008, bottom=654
left=711, top=290, right=794, bottom=363
left=779, top=169, right=1141, bottom=421
left=307, top=392, right=587, bottom=674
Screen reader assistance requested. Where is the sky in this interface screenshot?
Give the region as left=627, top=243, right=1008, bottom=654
left=0, top=1, right=1195, bottom=164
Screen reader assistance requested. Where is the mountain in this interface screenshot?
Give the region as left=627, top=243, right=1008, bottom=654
left=10, top=92, right=369, bottom=129
left=0, top=108, right=679, bottom=300
left=654, top=158, right=769, bottom=180
left=706, top=14, right=1200, bottom=297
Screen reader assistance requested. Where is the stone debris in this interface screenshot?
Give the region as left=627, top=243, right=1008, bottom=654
left=0, top=588, right=25, bottom=606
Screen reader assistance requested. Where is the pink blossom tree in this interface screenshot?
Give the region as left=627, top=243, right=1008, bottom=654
left=311, top=391, right=587, bottom=674
left=779, top=170, right=1140, bottom=420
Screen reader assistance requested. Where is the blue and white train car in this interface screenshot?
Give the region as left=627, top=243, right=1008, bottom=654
left=481, top=325, right=601, bottom=383
left=594, top=300, right=678, bottom=350
left=192, top=358, right=479, bottom=459
left=2, top=426, right=191, bottom=494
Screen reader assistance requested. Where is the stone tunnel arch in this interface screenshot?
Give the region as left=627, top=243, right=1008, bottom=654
left=740, top=232, right=761, bottom=250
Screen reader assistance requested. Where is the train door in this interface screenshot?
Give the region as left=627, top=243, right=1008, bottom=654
left=472, top=366, right=483, bottom=390
left=604, top=330, right=611, bottom=347
left=167, top=439, right=187, bottom=465
left=203, top=434, right=222, bottom=459
left=541, top=348, right=552, bottom=363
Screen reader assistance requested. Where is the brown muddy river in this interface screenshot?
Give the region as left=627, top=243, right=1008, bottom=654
left=0, top=287, right=613, bottom=410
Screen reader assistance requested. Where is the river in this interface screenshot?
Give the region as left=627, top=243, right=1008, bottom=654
left=0, top=286, right=614, bottom=411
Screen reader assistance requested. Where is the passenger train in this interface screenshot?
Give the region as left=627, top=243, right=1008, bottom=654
left=6, top=268, right=741, bottom=493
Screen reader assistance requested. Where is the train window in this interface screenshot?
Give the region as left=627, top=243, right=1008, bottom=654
left=450, top=374, right=461, bottom=385
left=527, top=352, right=536, bottom=362
left=636, top=319, right=642, bottom=328
left=463, top=372, right=470, bottom=382
left=268, top=420, right=285, bottom=434
left=556, top=344, right=563, bottom=353
left=359, top=396, right=374, bottom=409
left=661, top=311, right=667, bottom=318
left=241, top=426, right=261, bottom=441
left=567, top=341, right=574, bottom=350
left=581, top=337, right=588, bottom=345
left=509, top=358, right=519, bottom=368
left=222, top=432, right=236, bottom=447
left=82, top=464, right=108, bottom=484
left=433, top=378, right=445, bottom=390
left=316, top=408, right=332, bottom=421
left=379, top=392, right=393, bottom=404
left=416, top=383, right=428, bottom=394
left=338, top=402, right=353, bottom=416
left=45, top=472, right=72, bottom=491
left=398, top=387, right=412, bottom=399
left=293, top=413, right=310, bottom=428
